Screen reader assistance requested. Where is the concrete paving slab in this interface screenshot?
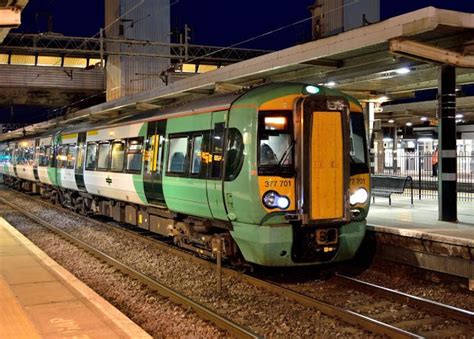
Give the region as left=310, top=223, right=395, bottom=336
left=26, top=300, right=120, bottom=337
left=2, top=265, right=56, bottom=284
left=368, top=196, right=474, bottom=247
left=11, top=281, right=77, bottom=306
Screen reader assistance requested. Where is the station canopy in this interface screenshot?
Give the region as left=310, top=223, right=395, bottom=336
left=1, top=7, right=473, bottom=141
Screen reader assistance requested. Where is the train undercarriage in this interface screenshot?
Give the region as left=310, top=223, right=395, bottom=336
left=2, top=175, right=240, bottom=262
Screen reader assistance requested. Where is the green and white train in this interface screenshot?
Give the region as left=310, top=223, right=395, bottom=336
left=0, top=83, right=371, bottom=266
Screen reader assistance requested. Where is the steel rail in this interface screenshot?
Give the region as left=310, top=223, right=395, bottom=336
left=2, top=190, right=423, bottom=338
left=335, top=273, right=474, bottom=325
left=0, top=196, right=259, bottom=339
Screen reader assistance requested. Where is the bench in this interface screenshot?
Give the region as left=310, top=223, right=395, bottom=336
left=371, top=175, right=413, bottom=205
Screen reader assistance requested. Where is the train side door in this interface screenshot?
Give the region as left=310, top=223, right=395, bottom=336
left=206, top=111, right=229, bottom=220
left=144, top=120, right=167, bottom=205
left=33, top=139, right=40, bottom=181
left=75, top=132, right=87, bottom=191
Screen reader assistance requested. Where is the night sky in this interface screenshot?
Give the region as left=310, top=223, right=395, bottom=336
left=15, top=1, right=474, bottom=50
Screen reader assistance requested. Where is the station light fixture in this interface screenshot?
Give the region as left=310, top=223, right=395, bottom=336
left=383, top=137, right=393, bottom=142
left=395, top=67, right=411, bottom=75
left=325, top=81, right=336, bottom=88
left=378, top=95, right=389, bottom=102
left=455, top=113, right=464, bottom=119
left=420, top=117, right=428, bottom=121
left=388, top=119, right=395, bottom=123
left=406, top=122, right=413, bottom=126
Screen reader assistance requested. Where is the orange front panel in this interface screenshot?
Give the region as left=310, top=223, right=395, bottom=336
left=310, top=112, right=344, bottom=220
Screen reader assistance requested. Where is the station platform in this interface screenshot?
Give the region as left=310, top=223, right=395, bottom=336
left=367, top=196, right=473, bottom=285
left=0, top=217, right=151, bottom=339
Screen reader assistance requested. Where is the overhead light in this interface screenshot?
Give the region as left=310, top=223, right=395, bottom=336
left=325, top=81, right=336, bottom=87
left=383, top=137, right=393, bottom=142
left=388, top=119, right=395, bottom=123
left=455, top=113, right=464, bottom=119
left=420, top=117, right=428, bottom=121
left=406, top=122, right=413, bottom=127
left=456, top=119, right=463, bottom=124
left=378, top=95, right=389, bottom=102
left=418, top=137, right=433, bottom=142
left=395, top=67, right=411, bottom=75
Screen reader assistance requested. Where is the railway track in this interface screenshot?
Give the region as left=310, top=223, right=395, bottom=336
left=0, top=196, right=258, bottom=339
left=1, top=189, right=473, bottom=338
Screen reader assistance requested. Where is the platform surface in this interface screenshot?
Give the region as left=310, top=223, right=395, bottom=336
left=0, top=217, right=151, bottom=339
left=367, top=196, right=474, bottom=247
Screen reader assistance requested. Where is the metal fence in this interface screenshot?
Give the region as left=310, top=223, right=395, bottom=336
left=372, top=151, right=474, bottom=201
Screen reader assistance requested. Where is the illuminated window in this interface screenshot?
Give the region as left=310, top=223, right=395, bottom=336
left=264, top=116, right=288, bottom=130
left=197, top=64, right=218, bottom=73
left=181, top=63, right=196, bottom=73
left=88, top=58, right=103, bottom=67
left=37, top=55, right=62, bottom=67
left=10, top=54, right=36, bottom=66
left=63, top=57, right=88, bottom=68
left=0, top=54, right=8, bottom=65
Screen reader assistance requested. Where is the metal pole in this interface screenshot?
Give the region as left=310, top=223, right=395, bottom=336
left=438, top=65, right=457, bottom=222
left=216, top=238, right=222, bottom=293
left=99, top=28, right=104, bottom=69
left=418, top=147, right=422, bottom=200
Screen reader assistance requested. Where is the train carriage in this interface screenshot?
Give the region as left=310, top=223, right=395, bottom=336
left=0, top=83, right=370, bottom=266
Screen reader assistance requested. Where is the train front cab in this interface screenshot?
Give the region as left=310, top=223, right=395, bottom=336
left=230, top=86, right=370, bottom=266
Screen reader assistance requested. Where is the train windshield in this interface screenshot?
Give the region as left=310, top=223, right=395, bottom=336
left=258, top=111, right=294, bottom=176
left=349, top=112, right=367, bottom=164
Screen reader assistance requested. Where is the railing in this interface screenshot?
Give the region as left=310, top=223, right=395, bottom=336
left=371, top=151, right=474, bottom=201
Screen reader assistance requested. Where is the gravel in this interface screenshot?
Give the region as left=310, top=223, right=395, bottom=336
left=0, top=190, right=370, bottom=337
left=1, top=207, right=229, bottom=338
left=355, top=259, right=474, bottom=311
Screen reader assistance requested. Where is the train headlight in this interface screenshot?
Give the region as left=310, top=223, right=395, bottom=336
left=263, top=191, right=290, bottom=210
left=276, top=196, right=290, bottom=209
left=350, top=188, right=368, bottom=205
left=305, top=85, right=320, bottom=94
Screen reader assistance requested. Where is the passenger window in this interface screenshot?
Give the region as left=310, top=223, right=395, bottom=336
left=38, top=146, right=50, bottom=167
left=66, top=144, right=76, bottom=169
left=126, top=138, right=143, bottom=173
left=111, top=141, right=125, bottom=172
left=191, top=135, right=203, bottom=175
left=97, top=142, right=110, bottom=170
left=57, top=146, right=67, bottom=168
left=85, top=143, right=97, bottom=170
left=225, top=129, right=244, bottom=181
left=167, top=136, right=188, bottom=174
left=210, top=123, right=225, bottom=179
